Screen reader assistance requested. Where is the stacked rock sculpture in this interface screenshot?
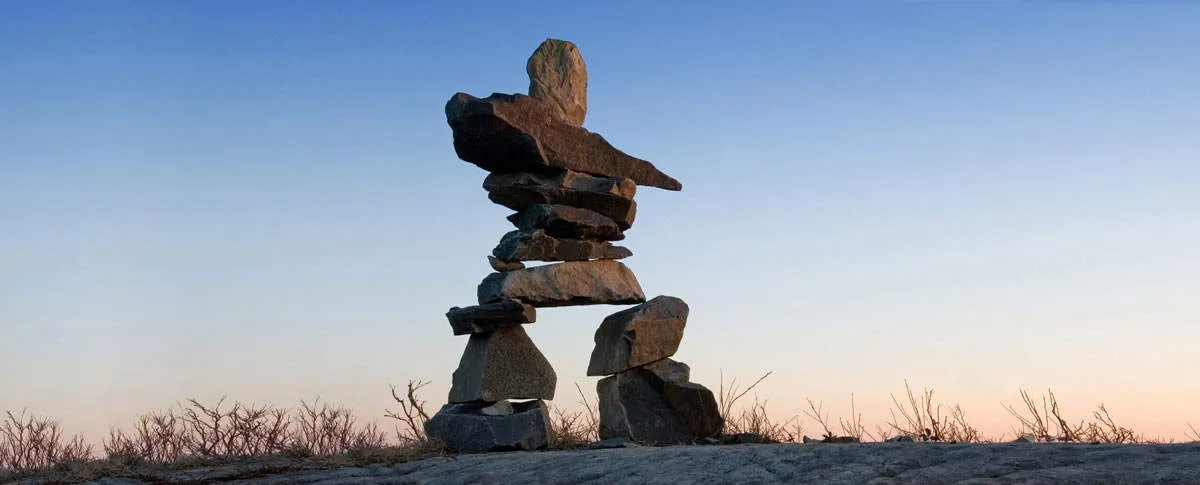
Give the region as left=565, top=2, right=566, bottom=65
left=425, top=39, right=722, bottom=453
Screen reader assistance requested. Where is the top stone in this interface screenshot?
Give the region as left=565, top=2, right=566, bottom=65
left=527, top=39, right=588, bottom=126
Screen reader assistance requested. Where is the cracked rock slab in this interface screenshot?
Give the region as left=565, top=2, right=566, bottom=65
left=484, top=170, right=637, bottom=229
left=493, top=229, right=632, bottom=262
left=477, top=260, right=645, bottom=307
left=507, top=203, right=625, bottom=241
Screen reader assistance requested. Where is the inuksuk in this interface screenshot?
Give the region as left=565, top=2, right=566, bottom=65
left=424, top=39, right=722, bottom=453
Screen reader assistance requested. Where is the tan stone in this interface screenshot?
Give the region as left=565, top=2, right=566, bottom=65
left=587, top=296, right=688, bottom=376
left=527, top=39, right=588, bottom=126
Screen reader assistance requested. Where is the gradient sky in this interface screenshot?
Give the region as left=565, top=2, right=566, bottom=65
left=3, top=1, right=1198, bottom=443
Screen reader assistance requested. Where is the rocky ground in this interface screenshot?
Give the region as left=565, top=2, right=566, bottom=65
left=15, top=442, right=1199, bottom=485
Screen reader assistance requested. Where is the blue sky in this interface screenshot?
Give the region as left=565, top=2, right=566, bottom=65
left=2, top=1, right=1198, bottom=441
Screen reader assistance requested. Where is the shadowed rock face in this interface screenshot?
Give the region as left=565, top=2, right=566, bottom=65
left=446, top=92, right=682, bottom=191
left=493, top=229, right=632, bottom=262
left=477, top=260, right=645, bottom=307
left=596, top=363, right=722, bottom=444
left=588, top=296, right=689, bottom=376
left=484, top=170, right=637, bottom=229
left=448, top=326, right=556, bottom=402
left=424, top=400, right=551, bottom=453
left=527, top=39, right=588, bottom=126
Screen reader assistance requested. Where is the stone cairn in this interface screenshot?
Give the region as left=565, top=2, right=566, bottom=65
left=424, top=39, right=723, bottom=453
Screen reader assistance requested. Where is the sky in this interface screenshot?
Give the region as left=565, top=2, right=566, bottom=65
left=2, top=1, right=1198, bottom=443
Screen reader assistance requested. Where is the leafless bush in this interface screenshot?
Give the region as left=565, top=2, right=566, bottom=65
left=384, top=380, right=431, bottom=445
left=1187, top=423, right=1200, bottom=442
left=103, top=411, right=187, bottom=463
left=723, top=396, right=802, bottom=442
left=547, top=383, right=600, bottom=448
left=1004, top=389, right=1149, bottom=443
left=886, top=381, right=979, bottom=442
left=294, top=398, right=387, bottom=456
left=802, top=399, right=835, bottom=440
left=0, top=409, right=93, bottom=471
left=717, top=370, right=771, bottom=433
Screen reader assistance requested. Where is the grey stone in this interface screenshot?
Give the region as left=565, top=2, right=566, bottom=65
left=88, top=441, right=1200, bottom=484
left=446, top=92, right=682, bottom=191
left=1014, top=433, right=1039, bottom=443
left=527, top=39, right=588, bottom=126
left=493, top=229, right=632, bottom=262
left=445, top=301, right=536, bottom=336
left=587, top=296, right=689, bottom=376
left=507, top=204, right=625, bottom=241
left=484, top=170, right=637, bottom=229
left=586, top=437, right=643, bottom=449
left=488, top=255, right=525, bottom=272
left=424, top=400, right=551, bottom=453
left=448, top=325, right=556, bottom=402
left=643, top=358, right=690, bottom=383
left=480, top=400, right=514, bottom=416
left=477, top=260, right=645, bottom=307
left=887, top=434, right=916, bottom=442
left=597, top=365, right=722, bottom=444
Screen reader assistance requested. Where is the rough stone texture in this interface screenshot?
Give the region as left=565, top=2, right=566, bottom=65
left=480, top=401, right=514, bottom=416
left=527, top=39, right=588, bottom=126
left=445, top=301, right=536, bottom=336
left=485, top=170, right=637, bottom=229
left=446, top=92, right=682, bottom=191
left=477, top=260, right=645, bottom=307
left=588, top=296, right=689, bottom=376
left=643, top=358, right=690, bottom=383
left=493, top=229, right=632, bottom=262
left=448, top=326, right=556, bottom=402
left=597, top=364, right=722, bottom=444
left=43, top=443, right=1200, bottom=484
left=424, top=400, right=551, bottom=453
left=488, top=255, right=525, bottom=272
left=508, top=203, right=625, bottom=241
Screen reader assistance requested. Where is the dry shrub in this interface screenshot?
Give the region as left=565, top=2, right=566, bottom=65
left=384, top=380, right=431, bottom=445
left=293, top=398, right=388, bottom=456
left=887, top=381, right=979, bottom=442
left=0, top=410, right=93, bottom=470
left=802, top=395, right=868, bottom=441
left=718, top=371, right=804, bottom=442
left=1187, top=423, right=1200, bottom=442
left=548, top=383, right=600, bottom=448
left=1004, top=389, right=1151, bottom=443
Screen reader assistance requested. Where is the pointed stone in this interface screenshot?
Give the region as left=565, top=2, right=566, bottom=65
left=446, top=92, right=682, bottom=191
left=424, top=400, right=552, bottom=453
left=643, top=358, right=691, bottom=383
left=508, top=204, right=625, bottom=241
left=485, top=170, right=637, bottom=229
left=488, top=255, right=525, bottom=272
left=493, top=229, right=632, bottom=263
left=477, top=260, right=645, bottom=308
left=446, top=301, right=536, bottom=336
left=527, top=39, right=588, bottom=126
left=449, top=325, right=556, bottom=402
left=588, top=296, right=689, bottom=376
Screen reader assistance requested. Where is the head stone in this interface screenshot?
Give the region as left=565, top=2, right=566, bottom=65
left=526, top=39, right=588, bottom=126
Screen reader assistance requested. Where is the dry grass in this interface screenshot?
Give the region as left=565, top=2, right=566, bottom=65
left=886, top=381, right=980, bottom=442
left=1003, top=388, right=1153, bottom=443
left=1, top=377, right=1191, bottom=482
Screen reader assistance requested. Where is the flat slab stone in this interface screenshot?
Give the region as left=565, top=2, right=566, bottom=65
left=446, top=92, right=682, bottom=191
left=445, top=300, right=536, bottom=336
left=449, top=325, right=556, bottom=402
left=477, top=260, right=645, bottom=308
left=508, top=204, right=625, bottom=241
left=588, top=296, right=689, bottom=376
left=424, top=400, right=551, bottom=453
left=527, top=39, right=587, bottom=126
left=493, top=229, right=632, bottom=262
left=485, top=170, right=637, bottom=229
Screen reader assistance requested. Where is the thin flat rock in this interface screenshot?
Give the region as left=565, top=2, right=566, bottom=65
left=484, top=170, right=637, bottom=229
left=507, top=204, right=625, bottom=241
left=493, top=229, right=631, bottom=262
left=477, top=260, right=645, bottom=307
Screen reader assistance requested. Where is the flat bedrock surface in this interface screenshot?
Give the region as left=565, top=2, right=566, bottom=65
left=62, top=442, right=1200, bottom=485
